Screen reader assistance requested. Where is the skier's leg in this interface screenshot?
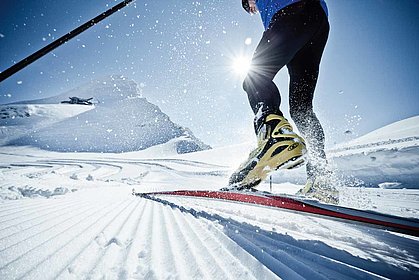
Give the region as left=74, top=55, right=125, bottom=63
left=243, top=2, right=315, bottom=117
left=230, top=4, right=315, bottom=190
left=287, top=9, right=330, bottom=179
left=242, top=29, right=286, bottom=116
left=286, top=8, right=339, bottom=204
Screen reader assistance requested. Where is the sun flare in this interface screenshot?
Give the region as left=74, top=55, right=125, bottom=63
left=232, top=55, right=252, bottom=76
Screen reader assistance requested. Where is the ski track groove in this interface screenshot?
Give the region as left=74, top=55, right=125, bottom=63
left=164, top=205, right=208, bottom=279
left=0, top=202, right=95, bottom=251
left=210, top=215, right=323, bottom=279
left=0, top=198, right=63, bottom=213
left=168, top=200, right=311, bottom=280
left=0, top=200, right=91, bottom=238
left=0, top=198, right=77, bottom=220
left=232, top=220, right=378, bottom=280
left=172, top=203, right=261, bottom=280
left=150, top=200, right=177, bottom=279
left=16, top=198, right=135, bottom=280
left=150, top=195, right=415, bottom=279
left=52, top=198, right=143, bottom=279
left=163, top=204, right=227, bottom=279
left=113, top=198, right=149, bottom=279
left=132, top=198, right=156, bottom=278
left=187, top=210, right=279, bottom=279
left=0, top=198, right=132, bottom=279
left=242, top=230, right=331, bottom=280
left=165, top=201, right=227, bottom=279
left=86, top=198, right=142, bottom=279
left=181, top=210, right=280, bottom=279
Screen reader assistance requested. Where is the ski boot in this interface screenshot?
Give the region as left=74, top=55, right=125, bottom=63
left=226, top=113, right=307, bottom=191
left=297, top=163, right=340, bottom=204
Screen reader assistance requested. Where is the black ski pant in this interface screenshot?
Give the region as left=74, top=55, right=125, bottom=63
left=243, top=0, right=329, bottom=178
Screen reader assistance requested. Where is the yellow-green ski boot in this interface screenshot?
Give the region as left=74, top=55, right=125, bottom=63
left=227, top=113, right=307, bottom=190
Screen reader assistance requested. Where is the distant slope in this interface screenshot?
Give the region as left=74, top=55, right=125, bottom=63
left=329, top=116, right=419, bottom=188
left=332, top=116, right=419, bottom=151
left=1, top=76, right=210, bottom=153
left=0, top=104, right=94, bottom=146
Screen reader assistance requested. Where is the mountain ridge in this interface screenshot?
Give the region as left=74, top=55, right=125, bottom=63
left=0, top=75, right=210, bottom=153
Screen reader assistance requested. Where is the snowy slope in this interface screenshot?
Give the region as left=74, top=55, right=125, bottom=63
left=0, top=144, right=418, bottom=279
left=329, top=116, right=419, bottom=188
left=334, top=116, right=419, bottom=148
left=0, top=116, right=418, bottom=279
left=1, top=75, right=210, bottom=153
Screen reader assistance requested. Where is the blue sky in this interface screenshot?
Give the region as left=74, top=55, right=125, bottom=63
left=0, top=0, right=418, bottom=147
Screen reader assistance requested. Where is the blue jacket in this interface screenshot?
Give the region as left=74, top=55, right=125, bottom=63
left=255, top=0, right=328, bottom=30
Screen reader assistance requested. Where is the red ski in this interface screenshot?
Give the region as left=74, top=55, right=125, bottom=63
left=134, top=189, right=419, bottom=237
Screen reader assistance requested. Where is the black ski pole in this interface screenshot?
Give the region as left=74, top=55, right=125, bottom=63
left=0, top=0, right=135, bottom=83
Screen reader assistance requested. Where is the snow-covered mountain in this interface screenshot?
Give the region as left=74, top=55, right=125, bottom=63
left=329, top=116, right=419, bottom=188
left=0, top=76, right=210, bottom=153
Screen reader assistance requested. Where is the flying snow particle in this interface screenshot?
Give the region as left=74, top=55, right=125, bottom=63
left=245, top=37, right=252, bottom=45
left=0, top=33, right=5, bottom=38
left=17, top=81, right=23, bottom=85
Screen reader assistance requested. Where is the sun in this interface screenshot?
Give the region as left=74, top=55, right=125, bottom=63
left=231, top=55, right=252, bottom=76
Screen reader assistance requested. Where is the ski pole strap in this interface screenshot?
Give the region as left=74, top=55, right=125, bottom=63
left=0, top=0, right=135, bottom=83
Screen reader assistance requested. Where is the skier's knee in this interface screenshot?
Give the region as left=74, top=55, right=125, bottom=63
left=243, top=72, right=270, bottom=93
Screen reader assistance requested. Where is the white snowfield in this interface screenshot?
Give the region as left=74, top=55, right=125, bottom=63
left=1, top=135, right=419, bottom=279
left=0, top=88, right=418, bottom=279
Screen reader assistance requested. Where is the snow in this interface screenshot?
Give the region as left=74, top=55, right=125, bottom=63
left=0, top=92, right=419, bottom=278
left=0, top=76, right=210, bottom=153
left=328, top=116, right=419, bottom=189
left=335, top=116, right=419, bottom=148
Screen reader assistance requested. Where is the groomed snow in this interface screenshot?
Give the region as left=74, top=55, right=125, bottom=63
left=1, top=92, right=418, bottom=279
left=0, top=140, right=418, bottom=279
